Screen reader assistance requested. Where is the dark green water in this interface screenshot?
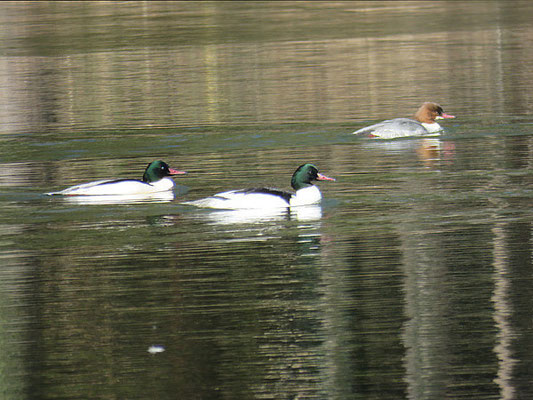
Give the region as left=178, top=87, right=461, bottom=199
left=1, top=2, right=532, bottom=399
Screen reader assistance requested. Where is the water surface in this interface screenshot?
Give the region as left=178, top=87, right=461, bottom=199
left=1, top=2, right=532, bottom=399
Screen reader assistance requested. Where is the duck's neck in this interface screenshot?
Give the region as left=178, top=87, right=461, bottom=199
left=414, top=107, right=434, bottom=124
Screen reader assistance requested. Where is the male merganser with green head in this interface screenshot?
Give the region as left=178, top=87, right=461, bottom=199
left=186, top=163, right=335, bottom=209
left=353, top=102, right=455, bottom=139
left=47, top=160, right=186, bottom=196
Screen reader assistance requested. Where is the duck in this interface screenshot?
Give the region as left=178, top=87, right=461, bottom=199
left=46, top=160, right=186, bottom=196
left=185, top=163, right=335, bottom=209
left=353, top=102, right=455, bottom=139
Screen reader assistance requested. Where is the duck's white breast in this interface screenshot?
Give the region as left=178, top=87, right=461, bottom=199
left=289, top=186, right=322, bottom=206
left=420, top=122, right=443, bottom=133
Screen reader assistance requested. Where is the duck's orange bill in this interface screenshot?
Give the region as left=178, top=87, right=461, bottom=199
left=169, top=168, right=187, bottom=175
left=317, top=173, right=335, bottom=181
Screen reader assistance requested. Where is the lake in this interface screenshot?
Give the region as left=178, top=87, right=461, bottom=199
left=0, top=2, right=532, bottom=399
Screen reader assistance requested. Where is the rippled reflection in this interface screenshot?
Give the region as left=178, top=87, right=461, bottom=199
left=51, top=190, right=176, bottom=205
left=188, top=204, right=323, bottom=225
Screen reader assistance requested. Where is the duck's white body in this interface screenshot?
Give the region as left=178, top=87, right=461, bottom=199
left=47, top=177, right=176, bottom=196
left=188, top=185, right=322, bottom=210
left=353, top=118, right=444, bottom=139
left=353, top=102, right=454, bottom=139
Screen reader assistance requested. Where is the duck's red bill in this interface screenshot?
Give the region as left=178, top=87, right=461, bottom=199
left=169, top=168, right=187, bottom=175
left=441, top=113, right=455, bottom=119
left=317, top=173, right=335, bottom=181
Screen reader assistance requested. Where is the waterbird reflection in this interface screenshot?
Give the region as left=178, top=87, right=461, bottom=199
left=183, top=205, right=324, bottom=247
left=187, top=204, right=322, bottom=226
left=50, top=190, right=176, bottom=205
left=360, top=137, right=456, bottom=168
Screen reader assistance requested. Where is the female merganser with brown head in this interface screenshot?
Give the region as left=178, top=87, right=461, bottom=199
left=353, top=102, right=455, bottom=139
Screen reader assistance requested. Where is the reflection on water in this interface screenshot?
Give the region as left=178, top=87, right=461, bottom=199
left=361, top=137, right=458, bottom=169
left=52, top=190, right=176, bottom=205
left=1, top=2, right=533, bottom=400
left=0, top=249, right=32, bottom=399
left=491, top=224, right=517, bottom=400
left=189, top=204, right=322, bottom=226
left=2, top=2, right=533, bottom=137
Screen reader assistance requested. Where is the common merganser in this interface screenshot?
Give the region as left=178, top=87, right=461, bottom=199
left=185, top=163, right=335, bottom=209
left=46, top=160, right=186, bottom=196
left=353, top=102, right=455, bottom=139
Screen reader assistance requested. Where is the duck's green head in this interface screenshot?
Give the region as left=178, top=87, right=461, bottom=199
left=290, top=163, right=335, bottom=190
left=142, top=161, right=186, bottom=183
